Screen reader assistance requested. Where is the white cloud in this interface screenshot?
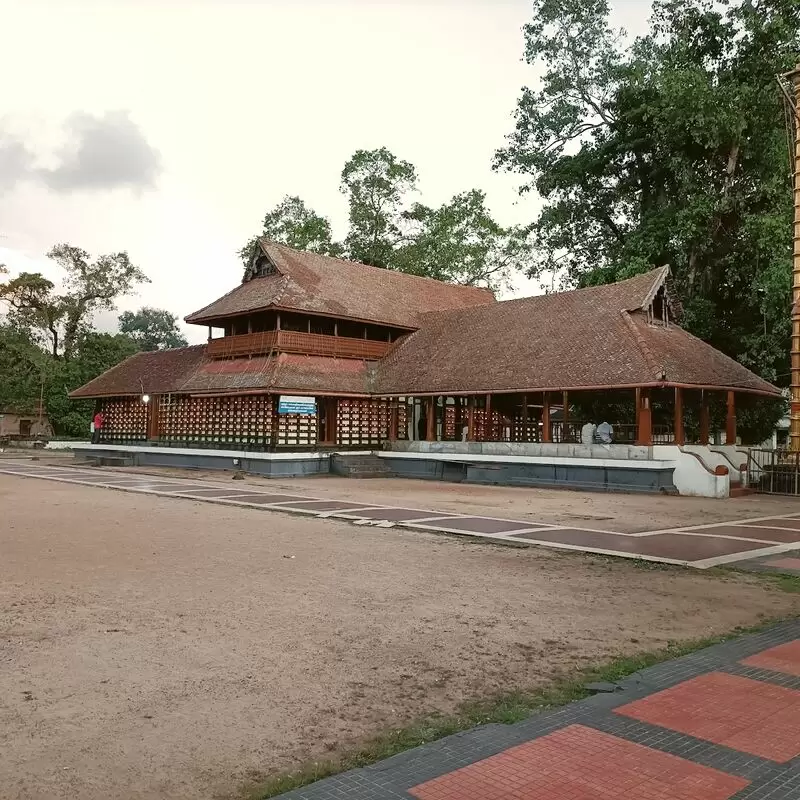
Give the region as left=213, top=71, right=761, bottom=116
left=0, top=0, right=654, bottom=345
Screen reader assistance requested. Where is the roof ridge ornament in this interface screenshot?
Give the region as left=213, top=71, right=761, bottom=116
left=243, top=240, right=281, bottom=282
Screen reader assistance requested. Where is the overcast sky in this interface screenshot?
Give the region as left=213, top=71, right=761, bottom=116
left=0, top=0, right=651, bottom=344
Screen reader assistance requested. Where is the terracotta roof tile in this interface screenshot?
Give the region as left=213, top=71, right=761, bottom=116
left=184, top=240, right=496, bottom=328
left=70, top=349, right=372, bottom=398
left=632, top=315, right=778, bottom=394
left=69, top=346, right=207, bottom=398
left=71, top=265, right=780, bottom=400
left=374, top=269, right=780, bottom=396
left=180, top=353, right=369, bottom=395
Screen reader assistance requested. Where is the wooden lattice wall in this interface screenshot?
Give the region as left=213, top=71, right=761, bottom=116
left=396, top=401, right=409, bottom=441
left=274, top=411, right=317, bottom=448
left=98, top=394, right=405, bottom=449
left=336, top=398, right=391, bottom=446
left=473, top=409, right=504, bottom=442
left=159, top=394, right=273, bottom=448
left=98, top=397, right=148, bottom=441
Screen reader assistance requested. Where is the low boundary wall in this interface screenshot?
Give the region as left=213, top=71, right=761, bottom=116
left=69, top=442, right=734, bottom=497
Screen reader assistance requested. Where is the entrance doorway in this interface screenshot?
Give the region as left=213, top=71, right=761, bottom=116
left=317, top=398, right=338, bottom=445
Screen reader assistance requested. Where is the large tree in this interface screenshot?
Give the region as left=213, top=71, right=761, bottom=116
left=340, top=147, right=417, bottom=268
left=240, top=149, right=526, bottom=288
left=495, top=0, right=799, bottom=389
left=119, top=306, right=188, bottom=351
left=0, top=246, right=149, bottom=436
left=0, top=244, right=148, bottom=359
left=238, top=195, right=341, bottom=266
left=397, top=189, right=533, bottom=290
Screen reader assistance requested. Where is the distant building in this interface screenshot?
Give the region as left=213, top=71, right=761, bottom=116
left=0, top=410, right=53, bottom=440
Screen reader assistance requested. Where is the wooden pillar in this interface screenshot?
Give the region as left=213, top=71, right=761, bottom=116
left=485, top=393, right=493, bottom=441
left=330, top=398, right=339, bottom=445
left=147, top=395, right=160, bottom=441
left=521, top=393, right=528, bottom=442
left=636, top=388, right=653, bottom=445
left=674, top=387, right=685, bottom=445
left=562, top=391, right=569, bottom=442
left=388, top=401, right=398, bottom=441
left=426, top=396, right=436, bottom=441
left=207, top=325, right=212, bottom=341
left=699, top=391, right=710, bottom=445
left=271, top=395, right=280, bottom=449
left=276, top=312, right=281, bottom=331
left=542, top=391, right=551, bottom=443
left=467, top=396, right=475, bottom=441
left=726, top=390, right=737, bottom=445
left=248, top=317, right=253, bottom=334
left=334, top=321, right=338, bottom=337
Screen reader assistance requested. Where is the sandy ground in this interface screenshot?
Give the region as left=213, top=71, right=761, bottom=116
left=1, top=474, right=798, bottom=800
left=50, top=459, right=800, bottom=533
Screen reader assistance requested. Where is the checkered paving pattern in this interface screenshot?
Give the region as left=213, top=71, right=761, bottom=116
left=5, top=460, right=800, bottom=571
left=408, top=725, right=749, bottom=800
left=742, top=640, right=800, bottom=678
left=615, top=672, right=800, bottom=762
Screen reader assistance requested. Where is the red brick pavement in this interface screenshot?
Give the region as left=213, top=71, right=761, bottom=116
left=742, top=639, right=800, bottom=677
left=615, top=671, right=800, bottom=762
left=408, top=725, right=749, bottom=800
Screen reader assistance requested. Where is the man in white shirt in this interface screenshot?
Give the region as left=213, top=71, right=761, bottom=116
left=581, top=421, right=597, bottom=444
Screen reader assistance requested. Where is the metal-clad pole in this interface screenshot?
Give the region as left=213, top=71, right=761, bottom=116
left=785, top=65, right=800, bottom=450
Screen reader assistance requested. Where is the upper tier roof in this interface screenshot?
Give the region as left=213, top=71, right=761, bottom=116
left=184, top=240, right=497, bottom=328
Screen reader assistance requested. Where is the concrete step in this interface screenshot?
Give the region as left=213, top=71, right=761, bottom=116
left=730, top=486, right=756, bottom=498
left=82, top=455, right=135, bottom=468
left=331, top=454, right=392, bottom=478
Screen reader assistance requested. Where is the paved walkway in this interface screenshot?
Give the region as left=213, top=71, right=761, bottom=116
left=273, top=622, right=800, bottom=799
left=3, top=460, right=800, bottom=571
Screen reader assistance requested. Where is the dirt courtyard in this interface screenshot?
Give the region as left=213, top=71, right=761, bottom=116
left=2, top=474, right=799, bottom=800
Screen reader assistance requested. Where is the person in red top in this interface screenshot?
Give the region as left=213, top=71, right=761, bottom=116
left=92, top=411, right=105, bottom=444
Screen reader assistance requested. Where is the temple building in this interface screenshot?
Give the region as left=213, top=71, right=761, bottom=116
left=70, top=241, right=780, bottom=494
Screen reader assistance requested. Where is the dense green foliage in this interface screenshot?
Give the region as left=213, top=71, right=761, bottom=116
left=119, top=306, right=188, bottom=351
left=0, top=249, right=178, bottom=436
left=238, top=195, right=342, bottom=265
left=242, top=149, right=529, bottom=290
left=495, top=0, right=798, bottom=397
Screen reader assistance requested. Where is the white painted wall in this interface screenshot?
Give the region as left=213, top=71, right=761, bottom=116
left=652, top=445, right=729, bottom=498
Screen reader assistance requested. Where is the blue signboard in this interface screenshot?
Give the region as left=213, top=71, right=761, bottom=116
left=278, top=395, right=317, bottom=415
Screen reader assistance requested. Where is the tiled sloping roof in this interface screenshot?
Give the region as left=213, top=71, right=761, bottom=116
left=181, top=353, right=369, bottom=395
left=70, top=349, right=372, bottom=398
left=184, top=240, right=496, bottom=327
left=631, top=316, right=778, bottom=394
left=71, top=267, right=780, bottom=400
left=374, top=269, right=781, bottom=396
left=69, top=346, right=208, bottom=398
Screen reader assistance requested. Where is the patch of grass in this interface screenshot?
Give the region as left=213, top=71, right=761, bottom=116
left=710, top=566, right=800, bottom=594
left=246, top=620, right=788, bottom=799
left=765, top=573, right=800, bottom=593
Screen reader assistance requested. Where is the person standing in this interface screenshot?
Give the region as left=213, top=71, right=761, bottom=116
left=92, top=410, right=105, bottom=444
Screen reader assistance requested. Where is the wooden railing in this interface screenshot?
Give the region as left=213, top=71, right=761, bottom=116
left=206, top=330, right=392, bottom=360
